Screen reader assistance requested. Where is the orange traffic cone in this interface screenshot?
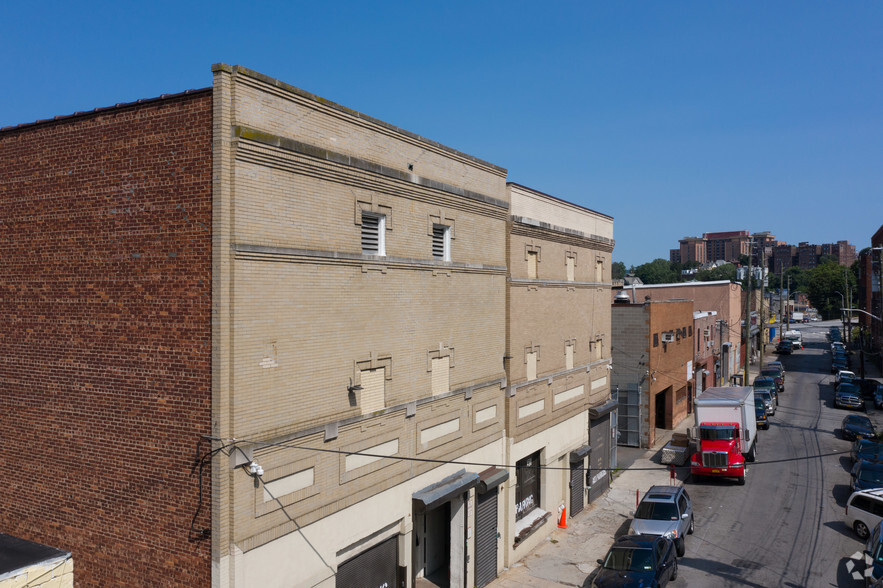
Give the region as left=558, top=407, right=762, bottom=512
left=557, top=507, right=568, bottom=529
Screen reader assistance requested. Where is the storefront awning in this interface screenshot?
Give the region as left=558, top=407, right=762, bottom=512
left=477, top=467, right=509, bottom=494
left=569, top=444, right=592, bottom=463
left=590, top=398, right=618, bottom=419
left=412, top=469, right=479, bottom=512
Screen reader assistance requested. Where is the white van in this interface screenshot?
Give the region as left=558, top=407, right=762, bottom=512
left=846, top=488, right=883, bottom=539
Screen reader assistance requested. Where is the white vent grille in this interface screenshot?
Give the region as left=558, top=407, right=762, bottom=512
left=432, top=224, right=449, bottom=260
left=361, top=213, right=385, bottom=255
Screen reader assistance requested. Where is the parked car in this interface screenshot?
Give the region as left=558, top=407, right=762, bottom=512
left=835, top=370, right=857, bottom=390
left=853, top=438, right=883, bottom=462
left=760, top=366, right=785, bottom=392
left=854, top=444, right=883, bottom=466
left=593, top=535, right=678, bottom=588
left=866, top=521, right=883, bottom=586
left=755, top=390, right=775, bottom=415
left=629, top=485, right=694, bottom=557
left=852, top=460, right=883, bottom=492
left=836, top=384, right=865, bottom=411
left=832, top=357, right=850, bottom=374
left=777, top=340, right=793, bottom=354
left=754, top=376, right=778, bottom=403
left=875, top=387, right=883, bottom=410
left=767, top=361, right=786, bottom=379
left=845, top=488, right=883, bottom=539
left=755, top=396, right=770, bottom=430
left=844, top=415, right=877, bottom=441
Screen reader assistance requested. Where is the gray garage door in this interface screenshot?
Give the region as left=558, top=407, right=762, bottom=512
left=589, top=414, right=611, bottom=502
left=337, top=535, right=399, bottom=588
left=474, top=488, right=498, bottom=588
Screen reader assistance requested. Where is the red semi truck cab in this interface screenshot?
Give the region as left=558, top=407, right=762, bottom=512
left=689, top=386, right=758, bottom=485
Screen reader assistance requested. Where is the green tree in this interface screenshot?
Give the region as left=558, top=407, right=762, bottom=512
left=612, top=261, right=627, bottom=280
left=633, top=258, right=678, bottom=285
left=696, top=263, right=737, bottom=282
left=807, top=260, right=857, bottom=320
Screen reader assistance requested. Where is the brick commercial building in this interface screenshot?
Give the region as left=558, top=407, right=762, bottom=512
left=615, top=282, right=743, bottom=388
left=610, top=298, right=693, bottom=449
left=0, top=65, right=613, bottom=588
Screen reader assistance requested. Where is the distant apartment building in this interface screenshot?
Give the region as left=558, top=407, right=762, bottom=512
left=672, top=236, right=706, bottom=265
left=773, top=245, right=797, bottom=274
left=798, top=242, right=823, bottom=269
left=821, top=241, right=857, bottom=267
left=0, top=64, right=614, bottom=588
left=675, top=232, right=856, bottom=273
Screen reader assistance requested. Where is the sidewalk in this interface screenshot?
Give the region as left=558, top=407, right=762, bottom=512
left=490, top=363, right=766, bottom=588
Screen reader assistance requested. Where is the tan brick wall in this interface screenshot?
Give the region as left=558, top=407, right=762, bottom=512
left=505, top=184, right=614, bottom=447
left=212, top=65, right=510, bottom=561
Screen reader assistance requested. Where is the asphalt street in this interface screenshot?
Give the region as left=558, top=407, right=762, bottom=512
left=491, top=320, right=883, bottom=588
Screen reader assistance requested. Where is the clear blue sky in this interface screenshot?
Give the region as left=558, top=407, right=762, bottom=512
left=3, top=1, right=880, bottom=267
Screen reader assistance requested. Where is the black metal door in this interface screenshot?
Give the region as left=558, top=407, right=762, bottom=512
left=337, top=535, right=399, bottom=588
left=570, top=459, right=585, bottom=516
left=474, top=489, right=498, bottom=588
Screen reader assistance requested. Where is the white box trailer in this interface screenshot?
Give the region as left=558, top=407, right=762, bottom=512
left=690, top=386, right=758, bottom=485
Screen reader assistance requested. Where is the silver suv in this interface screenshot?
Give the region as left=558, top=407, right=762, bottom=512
left=628, top=485, right=694, bottom=557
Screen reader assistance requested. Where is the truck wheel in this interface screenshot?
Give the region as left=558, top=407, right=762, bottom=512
left=738, top=475, right=745, bottom=485
left=747, top=443, right=757, bottom=462
left=676, top=536, right=685, bottom=557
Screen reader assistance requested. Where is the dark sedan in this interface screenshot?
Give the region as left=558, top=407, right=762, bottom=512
left=593, top=535, right=678, bottom=588
left=843, top=414, right=876, bottom=441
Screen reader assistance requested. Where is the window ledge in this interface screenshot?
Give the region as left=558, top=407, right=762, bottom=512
left=513, top=509, right=551, bottom=547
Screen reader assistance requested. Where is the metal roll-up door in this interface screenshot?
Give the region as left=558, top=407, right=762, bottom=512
left=474, top=488, right=498, bottom=588
left=569, top=460, right=585, bottom=516
left=336, top=535, right=399, bottom=588
left=589, top=414, right=611, bottom=502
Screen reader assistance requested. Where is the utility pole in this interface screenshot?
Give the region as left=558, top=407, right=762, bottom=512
left=759, top=245, right=766, bottom=369
left=786, top=275, right=791, bottom=331
left=743, top=239, right=754, bottom=384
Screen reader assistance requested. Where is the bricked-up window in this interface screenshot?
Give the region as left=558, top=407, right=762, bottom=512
left=432, top=224, right=451, bottom=261
left=565, top=343, right=574, bottom=370
left=526, top=351, right=538, bottom=381
left=566, top=256, right=575, bottom=282
left=515, top=450, right=542, bottom=521
left=595, top=258, right=604, bottom=282
left=360, top=368, right=385, bottom=415
left=527, top=251, right=538, bottom=279
left=431, top=356, right=450, bottom=395
left=361, top=212, right=386, bottom=256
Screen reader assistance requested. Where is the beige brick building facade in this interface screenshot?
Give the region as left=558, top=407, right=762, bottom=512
left=503, top=184, right=614, bottom=562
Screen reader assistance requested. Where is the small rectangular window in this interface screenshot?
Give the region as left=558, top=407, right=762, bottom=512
left=565, top=343, right=574, bottom=370
left=361, top=212, right=385, bottom=256
left=566, top=257, right=575, bottom=282
left=432, top=224, right=450, bottom=261
left=653, top=333, right=659, bottom=347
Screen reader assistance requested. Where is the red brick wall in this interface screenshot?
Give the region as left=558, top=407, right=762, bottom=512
left=0, top=92, right=213, bottom=587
